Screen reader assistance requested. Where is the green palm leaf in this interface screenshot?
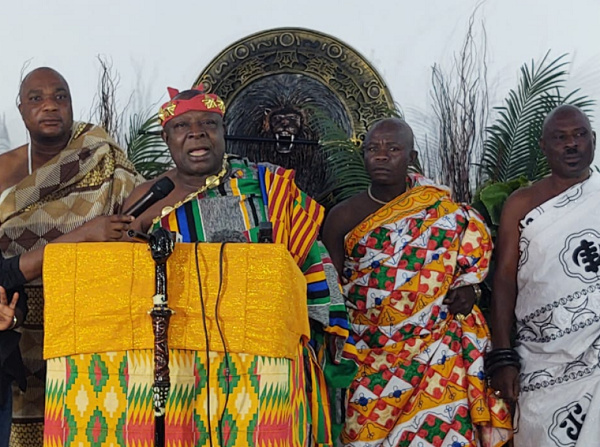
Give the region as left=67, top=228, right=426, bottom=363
left=481, top=52, right=595, bottom=183
left=309, top=109, right=370, bottom=206
left=321, top=140, right=371, bottom=206
left=125, top=113, right=173, bottom=180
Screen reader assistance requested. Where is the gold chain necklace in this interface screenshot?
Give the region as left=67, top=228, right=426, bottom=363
left=151, top=155, right=230, bottom=226
left=367, top=185, right=389, bottom=205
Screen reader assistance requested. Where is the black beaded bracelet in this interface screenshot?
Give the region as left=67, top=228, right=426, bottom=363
left=486, top=348, right=520, bottom=361
left=486, top=351, right=520, bottom=364
left=485, top=348, right=521, bottom=378
left=486, top=359, right=521, bottom=378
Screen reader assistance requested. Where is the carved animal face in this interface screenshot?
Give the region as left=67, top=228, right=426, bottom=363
left=264, top=107, right=305, bottom=153
left=225, top=73, right=353, bottom=198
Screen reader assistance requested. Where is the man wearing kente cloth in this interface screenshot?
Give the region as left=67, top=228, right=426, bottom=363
left=123, top=86, right=352, bottom=446
left=0, top=67, right=142, bottom=447
left=491, top=105, right=600, bottom=446
left=323, top=118, right=512, bottom=446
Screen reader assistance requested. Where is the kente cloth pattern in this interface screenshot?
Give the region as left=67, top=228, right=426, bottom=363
left=42, top=241, right=331, bottom=447
left=0, top=122, right=143, bottom=447
left=151, top=157, right=349, bottom=344
left=514, top=171, right=600, bottom=447
left=341, top=174, right=512, bottom=447
left=151, top=157, right=351, bottom=444
left=44, top=348, right=310, bottom=447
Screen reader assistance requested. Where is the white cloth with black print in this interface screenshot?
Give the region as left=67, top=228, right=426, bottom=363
left=514, top=171, right=600, bottom=447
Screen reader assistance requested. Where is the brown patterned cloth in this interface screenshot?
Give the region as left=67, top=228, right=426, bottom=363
left=0, top=122, right=144, bottom=447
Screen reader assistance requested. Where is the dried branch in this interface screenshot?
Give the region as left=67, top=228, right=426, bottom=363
left=424, top=7, right=489, bottom=202
left=91, top=55, right=121, bottom=141
left=15, top=59, right=33, bottom=106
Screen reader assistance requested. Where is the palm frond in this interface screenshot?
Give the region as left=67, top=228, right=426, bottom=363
left=481, top=52, right=595, bottom=183
left=321, top=140, right=371, bottom=206
left=309, top=108, right=370, bottom=206
left=125, top=113, right=173, bottom=180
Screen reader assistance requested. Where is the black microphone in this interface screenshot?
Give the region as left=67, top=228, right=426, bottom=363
left=258, top=222, right=273, bottom=243
left=123, top=177, right=175, bottom=218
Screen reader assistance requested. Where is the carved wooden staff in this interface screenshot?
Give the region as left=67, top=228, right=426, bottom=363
left=131, top=228, right=176, bottom=447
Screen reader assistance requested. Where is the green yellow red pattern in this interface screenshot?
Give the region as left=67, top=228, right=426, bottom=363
left=150, top=158, right=349, bottom=342
left=148, top=159, right=349, bottom=443
left=44, top=346, right=311, bottom=447
left=341, top=175, right=512, bottom=447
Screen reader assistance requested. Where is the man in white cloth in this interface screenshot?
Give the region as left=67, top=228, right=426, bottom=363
left=491, top=104, right=599, bottom=446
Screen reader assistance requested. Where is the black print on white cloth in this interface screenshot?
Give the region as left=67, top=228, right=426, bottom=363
left=563, top=353, right=590, bottom=377
left=519, top=206, right=544, bottom=231
left=549, top=394, right=591, bottom=446
left=517, top=312, right=560, bottom=341
left=521, top=367, right=553, bottom=389
left=554, top=183, right=584, bottom=208
left=518, top=236, right=530, bottom=269
left=519, top=351, right=597, bottom=393
left=560, top=230, right=600, bottom=283
left=516, top=291, right=599, bottom=344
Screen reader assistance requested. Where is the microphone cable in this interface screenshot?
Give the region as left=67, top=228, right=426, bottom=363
left=215, top=242, right=231, bottom=447
left=194, top=241, right=213, bottom=447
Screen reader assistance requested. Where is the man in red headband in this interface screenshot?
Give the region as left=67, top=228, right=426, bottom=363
left=124, top=87, right=228, bottom=232
left=122, top=86, right=354, bottom=446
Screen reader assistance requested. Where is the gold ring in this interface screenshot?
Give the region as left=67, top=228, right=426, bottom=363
left=494, top=390, right=502, bottom=397
left=456, top=313, right=465, bottom=322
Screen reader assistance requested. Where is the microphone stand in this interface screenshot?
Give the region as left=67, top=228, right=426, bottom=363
left=130, top=228, right=176, bottom=447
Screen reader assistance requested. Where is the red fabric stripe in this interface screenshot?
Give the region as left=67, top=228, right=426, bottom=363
left=291, top=211, right=310, bottom=252
left=305, top=263, right=324, bottom=274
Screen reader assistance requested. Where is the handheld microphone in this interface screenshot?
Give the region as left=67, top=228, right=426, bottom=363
left=123, top=177, right=175, bottom=218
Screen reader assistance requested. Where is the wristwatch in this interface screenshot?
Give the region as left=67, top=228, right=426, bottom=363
left=472, top=284, right=483, bottom=301
left=8, top=315, right=17, bottom=330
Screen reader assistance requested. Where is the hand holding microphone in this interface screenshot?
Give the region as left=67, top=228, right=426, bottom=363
left=65, top=178, right=176, bottom=243
left=123, top=177, right=175, bottom=218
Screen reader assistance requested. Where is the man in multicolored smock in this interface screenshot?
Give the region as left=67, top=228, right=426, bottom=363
left=322, top=118, right=512, bottom=446
left=123, top=86, right=351, bottom=446
left=0, top=67, right=142, bottom=447
left=491, top=105, right=600, bottom=446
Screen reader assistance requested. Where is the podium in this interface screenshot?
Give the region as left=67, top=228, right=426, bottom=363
left=42, top=242, right=322, bottom=447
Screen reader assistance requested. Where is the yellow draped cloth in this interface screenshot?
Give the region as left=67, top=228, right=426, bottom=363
left=43, top=243, right=328, bottom=447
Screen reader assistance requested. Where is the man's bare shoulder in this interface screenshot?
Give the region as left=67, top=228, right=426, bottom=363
left=0, top=145, right=26, bottom=166
left=128, top=178, right=155, bottom=197
left=502, top=179, right=552, bottom=223
left=0, top=145, right=27, bottom=191
left=124, top=170, right=178, bottom=233
left=325, top=192, right=372, bottom=237
left=329, top=192, right=369, bottom=220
